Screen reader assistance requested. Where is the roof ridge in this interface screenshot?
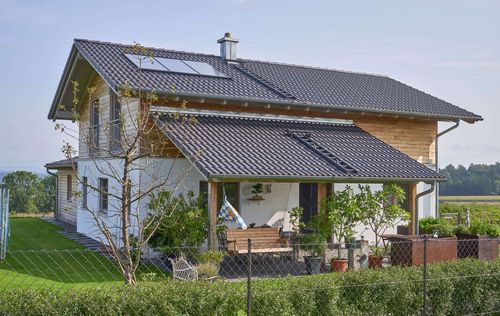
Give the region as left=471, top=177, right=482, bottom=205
left=238, top=57, right=390, bottom=78
left=74, top=38, right=389, bottom=78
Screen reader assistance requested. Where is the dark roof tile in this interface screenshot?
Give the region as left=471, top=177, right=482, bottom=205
left=155, top=113, right=445, bottom=181
left=72, top=39, right=481, bottom=121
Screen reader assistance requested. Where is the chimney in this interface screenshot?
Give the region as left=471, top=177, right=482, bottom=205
left=217, top=32, right=239, bottom=60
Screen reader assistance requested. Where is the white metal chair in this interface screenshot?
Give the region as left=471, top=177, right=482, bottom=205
left=169, top=256, right=198, bottom=281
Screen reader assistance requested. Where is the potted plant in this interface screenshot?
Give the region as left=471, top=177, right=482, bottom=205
left=455, top=222, right=500, bottom=260
left=289, top=206, right=305, bottom=234
left=321, top=186, right=363, bottom=272
left=357, top=184, right=408, bottom=269
left=248, top=183, right=264, bottom=200
left=196, top=250, right=225, bottom=280
left=301, top=233, right=327, bottom=275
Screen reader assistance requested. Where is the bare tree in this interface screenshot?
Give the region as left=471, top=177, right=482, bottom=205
left=55, top=43, right=199, bottom=285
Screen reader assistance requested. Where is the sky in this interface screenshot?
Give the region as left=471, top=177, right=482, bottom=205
left=0, top=0, right=499, bottom=173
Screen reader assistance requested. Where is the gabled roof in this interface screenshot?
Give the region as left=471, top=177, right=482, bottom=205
left=154, top=112, right=445, bottom=182
left=44, top=157, right=78, bottom=170
left=49, top=39, right=482, bottom=122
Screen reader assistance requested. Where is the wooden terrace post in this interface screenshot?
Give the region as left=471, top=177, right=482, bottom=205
left=408, top=183, right=417, bottom=235
left=208, top=181, right=219, bottom=250
left=317, top=183, right=327, bottom=213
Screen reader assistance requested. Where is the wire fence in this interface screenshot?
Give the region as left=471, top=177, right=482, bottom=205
left=0, top=235, right=499, bottom=315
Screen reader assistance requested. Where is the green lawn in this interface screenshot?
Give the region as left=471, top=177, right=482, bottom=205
left=0, top=218, right=167, bottom=290
left=7, top=217, right=85, bottom=250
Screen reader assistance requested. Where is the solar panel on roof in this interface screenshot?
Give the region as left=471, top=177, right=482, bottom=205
left=124, top=53, right=226, bottom=77
left=124, top=54, right=166, bottom=71
left=156, top=57, right=198, bottom=74
left=184, top=60, right=227, bottom=77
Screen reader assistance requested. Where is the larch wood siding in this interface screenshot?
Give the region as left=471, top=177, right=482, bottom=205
left=78, top=75, right=111, bottom=159
left=57, top=169, right=78, bottom=225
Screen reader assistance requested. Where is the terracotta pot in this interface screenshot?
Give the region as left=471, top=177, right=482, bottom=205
left=368, top=255, right=383, bottom=269
left=331, top=259, right=348, bottom=272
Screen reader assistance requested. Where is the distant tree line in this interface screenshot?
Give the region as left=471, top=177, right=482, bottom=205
left=1, top=171, right=56, bottom=213
left=440, top=163, right=500, bottom=196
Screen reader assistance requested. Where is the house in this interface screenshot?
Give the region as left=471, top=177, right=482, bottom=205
left=44, top=158, right=78, bottom=225
left=45, top=33, right=481, bottom=246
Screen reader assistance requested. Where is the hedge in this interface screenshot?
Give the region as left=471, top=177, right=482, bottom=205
left=0, top=259, right=498, bottom=316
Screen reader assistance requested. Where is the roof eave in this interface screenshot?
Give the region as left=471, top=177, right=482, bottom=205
left=208, top=173, right=446, bottom=183
left=133, top=87, right=483, bottom=123
left=48, top=45, right=79, bottom=121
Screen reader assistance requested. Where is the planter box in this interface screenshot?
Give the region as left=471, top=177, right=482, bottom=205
left=386, top=235, right=457, bottom=266
left=456, top=233, right=499, bottom=260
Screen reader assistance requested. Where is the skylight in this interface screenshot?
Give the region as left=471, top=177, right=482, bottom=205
left=124, top=54, right=227, bottom=77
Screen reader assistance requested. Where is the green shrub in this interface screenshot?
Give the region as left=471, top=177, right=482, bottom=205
left=469, top=222, right=500, bottom=237
left=196, top=262, right=219, bottom=279
left=419, top=217, right=455, bottom=237
left=197, top=250, right=225, bottom=265
left=0, top=260, right=498, bottom=315
left=146, top=191, right=208, bottom=253
left=300, top=233, right=327, bottom=257
left=439, top=203, right=500, bottom=224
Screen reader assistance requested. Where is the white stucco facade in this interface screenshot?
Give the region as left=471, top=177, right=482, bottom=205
left=76, top=157, right=205, bottom=243
left=75, top=155, right=437, bottom=246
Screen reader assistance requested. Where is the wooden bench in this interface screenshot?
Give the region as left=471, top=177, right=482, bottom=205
left=225, top=227, right=292, bottom=255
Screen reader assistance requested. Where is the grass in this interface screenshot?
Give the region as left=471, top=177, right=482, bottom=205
left=7, top=217, right=84, bottom=250
left=439, top=203, right=500, bottom=224
left=0, top=218, right=167, bottom=290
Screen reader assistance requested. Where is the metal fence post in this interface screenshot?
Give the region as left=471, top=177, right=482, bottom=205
left=247, top=238, right=252, bottom=316
left=422, top=235, right=428, bottom=316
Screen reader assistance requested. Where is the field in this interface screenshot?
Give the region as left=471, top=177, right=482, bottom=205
left=440, top=195, right=500, bottom=204
left=439, top=201, right=500, bottom=224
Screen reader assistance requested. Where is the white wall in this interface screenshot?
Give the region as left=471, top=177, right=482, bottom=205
left=76, top=157, right=205, bottom=244
left=238, top=182, right=299, bottom=231
left=418, top=182, right=437, bottom=219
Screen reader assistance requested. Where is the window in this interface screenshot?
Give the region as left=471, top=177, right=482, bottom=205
left=82, top=177, right=88, bottom=208
left=89, top=99, right=100, bottom=148
left=124, top=53, right=227, bottom=77
left=399, top=184, right=410, bottom=212
left=99, top=178, right=108, bottom=212
left=66, top=175, right=72, bottom=201
left=199, top=181, right=208, bottom=209
left=109, top=93, right=121, bottom=152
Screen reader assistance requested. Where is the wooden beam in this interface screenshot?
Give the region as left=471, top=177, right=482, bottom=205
left=317, top=183, right=327, bottom=212
left=208, top=182, right=219, bottom=249
left=408, top=183, right=417, bottom=235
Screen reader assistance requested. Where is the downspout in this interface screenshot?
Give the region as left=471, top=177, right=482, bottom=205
left=435, top=120, right=460, bottom=217
left=46, top=168, right=58, bottom=220
left=415, top=182, right=435, bottom=235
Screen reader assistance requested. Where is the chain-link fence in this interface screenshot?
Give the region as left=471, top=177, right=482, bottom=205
left=0, top=236, right=499, bottom=315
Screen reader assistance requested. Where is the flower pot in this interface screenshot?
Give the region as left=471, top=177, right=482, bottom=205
left=304, top=256, right=322, bottom=275
left=331, top=258, right=348, bottom=272
left=368, top=255, right=383, bottom=269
